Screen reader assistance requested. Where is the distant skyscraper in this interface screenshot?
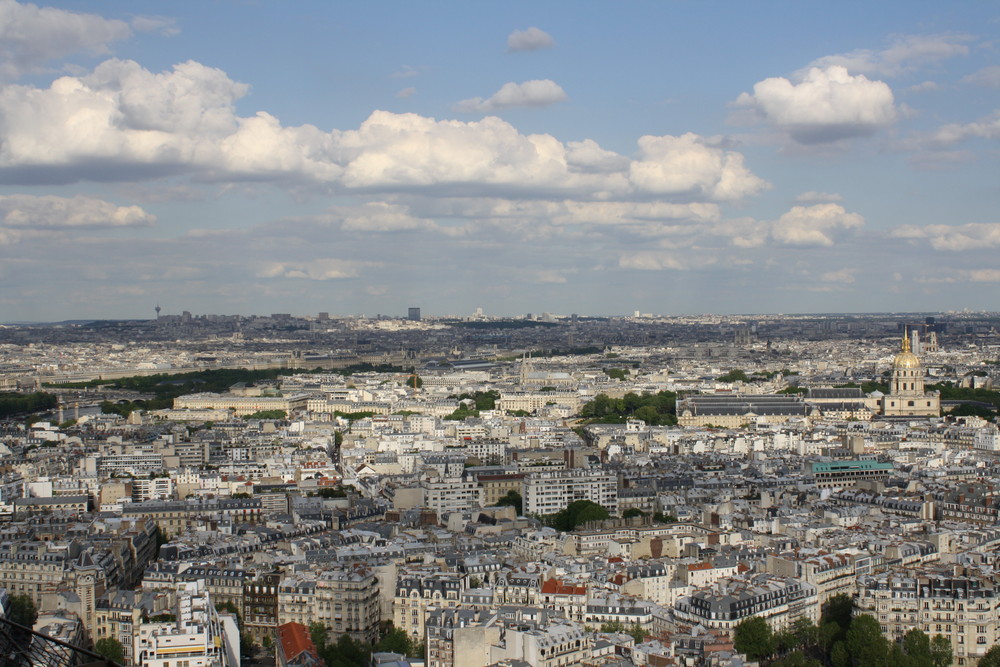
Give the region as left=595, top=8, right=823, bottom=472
left=408, top=307, right=421, bottom=321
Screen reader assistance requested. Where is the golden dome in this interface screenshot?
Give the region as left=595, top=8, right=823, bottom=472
left=893, top=334, right=921, bottom=369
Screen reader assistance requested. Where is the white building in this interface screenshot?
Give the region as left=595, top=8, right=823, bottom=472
left=523, top=469, right=618, bottom=516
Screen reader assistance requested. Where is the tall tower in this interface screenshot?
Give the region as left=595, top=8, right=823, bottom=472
left=155, top=304, right=161, bottom=320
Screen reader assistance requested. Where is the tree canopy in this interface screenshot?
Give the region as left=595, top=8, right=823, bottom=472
left=733, top=616, right=774, bottom=661
left=94, top=637, right=125, bottom=664
left=542, top=500, right=610, bottom=531
left=8, top=594, right=37, bottom=627
left=0, top=392, right=58, bottom=419
left=579, top=391, right=676, bottom=426
left=496, top=490, right=522, bottom=515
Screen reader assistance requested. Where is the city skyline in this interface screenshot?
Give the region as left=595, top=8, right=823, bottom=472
left=0, top=1, right=999, bottom=321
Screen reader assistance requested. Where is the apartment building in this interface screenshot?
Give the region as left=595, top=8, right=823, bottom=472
left=856, top=567, right=1000, bottom=667
left=278, top=564, right=380, bottom=645
left=523, top=469, right=617, bottom=516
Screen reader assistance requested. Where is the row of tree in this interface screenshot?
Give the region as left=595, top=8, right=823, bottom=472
left=0, top=391, right=57, bottom=419
left=732, top=595, right=953, bottom=667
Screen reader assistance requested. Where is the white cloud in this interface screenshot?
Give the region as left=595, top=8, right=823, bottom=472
left=257, top=259, right=377, bottom=281
left=795, top=191, right=843, bottom=203
left=771, top=203, right=864, bottom=246
left=809, top=34, right=973, bottom=78
left=0, top=194, right=154, bottom=229
left=890, top=222, right=1000, bottom=251
left=457, top=79, right=567, bottom=113
left=906, top=81, right=939, bottom=94
left=736, top=66, right=897, bottom=144
left=507, top=27, right=554, bottom=53
left=130, top=15, right=179, bottom=37
left=629, top=133, right=769, bottom=200
left=619, top=251, right=716, bottom=271
left=968, top=269, right=1000, bottom=282
left=0, top=0, right=131, bottom=80
left=0, top=59, right=768, bottom=208
left=396, top=86, right=416, bottom=99
left=390, top=65, right=420, bottom=79
left=338, top=202, right=430, bottom=232
left=820, top=268, right=857, bottom=283
left=963, top=66, right=1000, bottom=88
left=924, top=111, right=1000, bottom=148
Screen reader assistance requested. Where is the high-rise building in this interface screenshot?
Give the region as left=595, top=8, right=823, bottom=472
left=408, top=307, right=421, bottom=321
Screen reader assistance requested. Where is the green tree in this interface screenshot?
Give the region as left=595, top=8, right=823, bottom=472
left=320, top=632, right=371, bottom=667
left=821, top=593, right=854, bottom=632
left=599, top=620, right=626, bottom=633
left=604, top=368, right=629, bottom=380
left=772, top=651, right=822, bottom=667
left=309, top=622, right=329, bottom=651
left=717, top=369, right=750, bottom=383
left=902, top=628, right=933, bottom=667
left=406, top=374, right=422, bottom=389
left=979, top=644, right=1000, bottom=667
left=788, top=617, right=819, bottom=650
left=375, top=627, right=412, bottom=655
left=830, top=641, right=850, bottom=667
left=409, top=641, right=425, bottom=659
left=846, top=614, right=888, bottom=667
left=242, top=409, right=286, bottom=420
left=496, top=490, right=522, bottom=514
left=629, top=623, right=649, bottom=644
left=8, top=594, right=37, bottom=627
left=94, top=637, right=125, bottom=664
left=733, top=616, right=774, bottom=661
left=622, top=508, right=647, bottom=519
left=930, top=634, right=952, bottom=667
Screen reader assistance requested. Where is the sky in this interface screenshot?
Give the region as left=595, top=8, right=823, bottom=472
left=0, top=1, right=999, bottom=321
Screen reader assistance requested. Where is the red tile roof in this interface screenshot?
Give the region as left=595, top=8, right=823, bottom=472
left=278, top=622, right=319, bottom=663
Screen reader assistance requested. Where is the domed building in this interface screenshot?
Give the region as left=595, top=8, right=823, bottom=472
left=881, top=334, right=940, bottom=417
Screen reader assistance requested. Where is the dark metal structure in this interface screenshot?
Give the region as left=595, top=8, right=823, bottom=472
left=0, top=616, right=121, bottom=667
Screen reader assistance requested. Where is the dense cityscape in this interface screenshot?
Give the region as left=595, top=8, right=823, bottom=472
left=2, top=310, right=1000, bottom=666
left=3, top=1, right=1000, bottom=666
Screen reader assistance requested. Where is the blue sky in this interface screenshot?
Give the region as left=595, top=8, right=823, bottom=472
left=0, top=1, right=998, bottom=321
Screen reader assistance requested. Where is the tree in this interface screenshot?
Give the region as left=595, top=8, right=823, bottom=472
left=599, top=620, right=626, bottom=634
left=544, top=500, right=611, bottom=531
left=8, top=594, right=37, bottom=627
left=772, top=651, right=822, bottom=667
left=979, top=644, right=1000, bottom=667
left=320, top=632, right=371, bottom=667
left=717, top=369, right=750, bottom=383
left=821, top=593, right=854, bottom=632
left=309, top=622, right=329, bottom=651
left=622, top=508, right=647, bottom=519
left=846, top=614, right=888, bottom=667
left=496, top=490, right=522, bottom=515
left=733, top=616, right=774, bottom=661
left=930, top=634, right=952, bottom=667
left=830, top=641, right=850, bottom=667
left=94, top=637, right=125, bottom=664
left=375, top=627, right=412, bottom=656
left=902, top=628, right=933, bottom=667
left=629, top=623, right=649, bottom=644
